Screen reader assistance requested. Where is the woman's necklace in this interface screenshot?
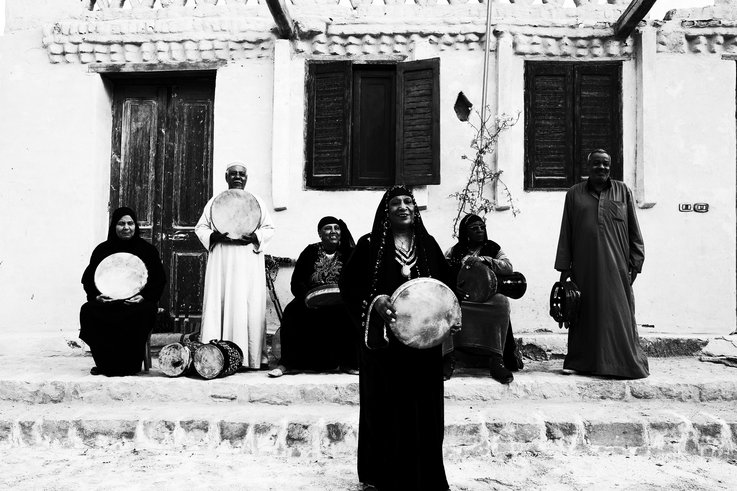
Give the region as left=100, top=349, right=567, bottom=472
left=394, top=234, right=416, bottom=279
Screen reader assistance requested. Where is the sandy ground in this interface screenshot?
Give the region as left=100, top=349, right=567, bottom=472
left=1, top=447, right=735, bottom=490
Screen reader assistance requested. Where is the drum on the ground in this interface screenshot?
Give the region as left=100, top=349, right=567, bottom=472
left=193, top=340, right=244, bottom=379
left=304, top=284, right=342, bottom=308
left=389, top=278, right=461, bottom=349
left=210, top=189, right=262, bottom=238
left=158, top=339, right=202, bottom=377
left=94, top=252, right=148, bottom=300
left=456, top=261, right=497, bottom=303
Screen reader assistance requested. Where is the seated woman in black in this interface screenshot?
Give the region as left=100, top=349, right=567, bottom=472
left=80, top=207, right=166, bottom=376
left=442, top=213, right=523, bottom=384
left=268, top=216, right=358, bottom=377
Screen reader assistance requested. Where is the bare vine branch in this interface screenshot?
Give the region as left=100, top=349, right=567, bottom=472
left=449, top=110, right=520, bottom=237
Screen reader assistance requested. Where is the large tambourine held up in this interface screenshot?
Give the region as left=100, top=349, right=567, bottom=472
left=210, top=189, right=262, bottom=238
left=389, top=278, right=461, bottom=349
left=94, top=252, right=148, bottom=300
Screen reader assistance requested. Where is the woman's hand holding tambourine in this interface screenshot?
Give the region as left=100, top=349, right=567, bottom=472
left=95, top=294, right=115, bottom=303
left=373, top=295, right=397, bottom=325
left=124, top=294, right=144, bottom=305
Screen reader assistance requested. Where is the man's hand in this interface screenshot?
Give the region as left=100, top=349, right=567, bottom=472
left=235, top=233, right=259, bottom=247
left=629, top=269, right=638, bottom=285
left=209, top=231, right=229, bottom=250
left=96, top=294, right=114, bottom=303
left=373, top=295, right=396, bottom=325
left=124, top=294, right=144, bottom=305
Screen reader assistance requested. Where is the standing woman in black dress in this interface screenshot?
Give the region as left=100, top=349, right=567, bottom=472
left=80, top=207, right=166, bottom=376
left=340, top=186, right=453, bottom=491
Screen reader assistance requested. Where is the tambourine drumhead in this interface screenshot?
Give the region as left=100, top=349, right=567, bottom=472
left=304, top=284, right=342, bottom=308
left=389, top=278, right=461, bottom=349
left=158, top=342, right=193, bottom=377
left=457, top=261, right=497, bottom=303
left=193, top=343, right=225, bottom=380
left=94, top=252, right=148, bottom=300
left=210, top=189, right=262, bottom=238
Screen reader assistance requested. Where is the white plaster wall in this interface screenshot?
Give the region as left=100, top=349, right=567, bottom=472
left=636, top=54, right=736, bottom=333
left=2, top=1, right=736, bottom=337
left=0, top=28, right=112, bottom=333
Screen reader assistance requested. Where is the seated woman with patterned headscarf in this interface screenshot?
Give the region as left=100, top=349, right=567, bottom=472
left=268, top=216, right=358, bottom=378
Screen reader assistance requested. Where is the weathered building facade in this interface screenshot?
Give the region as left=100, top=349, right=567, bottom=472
left=0, top=0, right=735, bottom=336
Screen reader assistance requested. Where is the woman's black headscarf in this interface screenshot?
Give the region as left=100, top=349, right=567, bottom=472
left=81, top=207, right=166, bottom=302
left=456, top=213, right=487, bottom=247
left=107, top=206, right=141, bottom=242
left=364, top=185, right=432, bottom=302
left=449, top=213, right=499, bottom=267
left=317, top=215, right=355, bottom=258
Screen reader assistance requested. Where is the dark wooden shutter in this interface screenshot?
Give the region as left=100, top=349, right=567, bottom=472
left=396, top=58, right=440, bottom=186
left=352, top=66, right=396, bottom=187
left=524, top=63, right=573, bottom=190
left=574, top=63, right=623, bottom=181
left=306, top=62, right=352, bottom=188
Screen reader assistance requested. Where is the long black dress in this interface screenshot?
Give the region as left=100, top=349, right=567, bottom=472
left=339, top=186, right=452, bottom=491
left=279, top=242, right=357, bottom=371
left=80, top=207, right=166, bottom=376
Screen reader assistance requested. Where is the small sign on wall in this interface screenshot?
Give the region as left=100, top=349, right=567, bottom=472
left=679, top=203, right=709, bottom=213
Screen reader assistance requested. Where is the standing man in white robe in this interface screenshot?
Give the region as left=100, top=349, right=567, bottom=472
left=195, top=162, right=276, bottom=369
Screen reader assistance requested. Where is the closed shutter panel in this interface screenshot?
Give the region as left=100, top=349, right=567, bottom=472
left=306, top=62, right=352, bottom=188
left=396, top=58, right=440, bottom=186
left=574, top=64, right=622, bottom=181
left=525, top=63, right=573, bottom=190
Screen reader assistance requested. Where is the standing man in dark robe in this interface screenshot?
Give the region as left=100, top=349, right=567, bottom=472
left=554, top=149, right=648, bottom=379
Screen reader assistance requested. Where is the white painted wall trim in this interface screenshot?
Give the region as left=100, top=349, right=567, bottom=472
left=635, top=26, right=657, bottom=209
left=272, top=39, right=291, bottom=211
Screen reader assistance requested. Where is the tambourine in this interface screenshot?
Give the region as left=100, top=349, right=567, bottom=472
left=304, top=284, right=342, bottom=308
left=94, top=252, right=148, bottom=300
left=389, top=278, right=461, bottom=349
left=210, top=189, right=262, bottom=238
left=549, top=279, right=581, bottom=329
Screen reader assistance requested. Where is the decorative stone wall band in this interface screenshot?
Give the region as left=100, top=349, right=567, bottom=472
left=81, top=0, right=631, bottom=10
left=657, top=30, right=737, bottom=54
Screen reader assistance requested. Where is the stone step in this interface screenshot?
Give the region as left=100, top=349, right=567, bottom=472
left=1, top=400, right=735, bottom=459
left=3, top=357, right=736, bottom=406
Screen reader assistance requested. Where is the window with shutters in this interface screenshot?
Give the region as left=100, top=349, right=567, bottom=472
left=305, top=59, right=440, bottom=189
left=524, top=61, right=623, bottom=190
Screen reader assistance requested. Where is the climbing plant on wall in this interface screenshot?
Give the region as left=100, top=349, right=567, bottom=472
left=449, top=94, right=519, bottom=237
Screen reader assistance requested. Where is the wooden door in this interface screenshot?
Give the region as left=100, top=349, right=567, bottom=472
left=109, top=74, right=214, bottom=333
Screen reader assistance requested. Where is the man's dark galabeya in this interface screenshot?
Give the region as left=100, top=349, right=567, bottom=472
left=554, top=149, right=649, bottom=379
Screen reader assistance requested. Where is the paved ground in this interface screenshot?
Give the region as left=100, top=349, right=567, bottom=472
left=1, top=447, right=736, bottom=490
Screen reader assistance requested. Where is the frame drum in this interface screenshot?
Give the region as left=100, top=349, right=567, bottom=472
left=210, top=189, right=262, bottom=238
left=94, top=252, right=148, bottom=300
left=304, top=284, right=342, bottom=308
left=389, top=278, right=461, bottom=349
left=456, top=261, right=497, bottom=303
